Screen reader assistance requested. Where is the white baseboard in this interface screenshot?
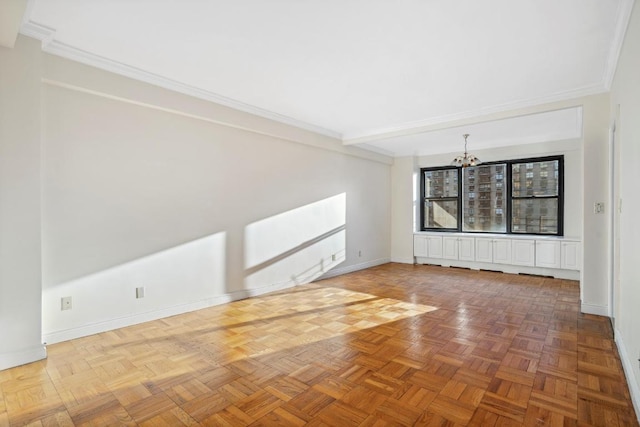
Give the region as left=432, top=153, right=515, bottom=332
left=319, top=258, right=390, bottom=279
left=42, top=259, right=389, bottom=345
left=415, top=257, right=580, bottom=280
left=0, top=345, right=47, bottom=371
left=390, top=256, right=414, bottom=264
left=581, top=303, right=610, bottom=316
left=42, top=281, right=297, bottom=345
left=614, top=329, right=640, bottom=423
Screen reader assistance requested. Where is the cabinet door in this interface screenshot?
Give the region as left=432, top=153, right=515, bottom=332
left=443, top=237, right=459, bottom=260
left=426, top=236, right=443, bottom=259
left=561, top=241, right=581, bottom=270
left=493, top=239, right=512, bottom=264
left=511, top=239, right=535, bottom=266
left=475, top=238, right=493, bottom=263
left=458, top=237, right=475, bottom=261
left=414, top=235, right=428, bottom=257
left=536, top=240, right=561, bottom=268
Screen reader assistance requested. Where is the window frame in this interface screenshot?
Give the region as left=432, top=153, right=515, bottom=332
left=420, top=166, right=462, bottom=232
left=510, top=155, right=564, bottom=236
left=419, top=155, right=564, bottom=236
left=461, top=162, right=508, bottom=234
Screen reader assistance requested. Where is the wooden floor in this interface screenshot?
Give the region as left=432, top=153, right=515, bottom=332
left=0, top=264, right=637, bottom=426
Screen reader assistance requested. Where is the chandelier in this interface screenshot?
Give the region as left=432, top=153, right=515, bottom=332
left=452, top=134, right=481, bottom=167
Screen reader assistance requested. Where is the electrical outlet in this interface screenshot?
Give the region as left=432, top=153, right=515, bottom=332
left=358, top=250, right=362, bottom=257
left=61, top=296, right=72, bottom=311
left=332, top=254, right=336, bottom=261
left=136, top=287, right=145, bottom=299
left=594, top=202, right=604, bottom=214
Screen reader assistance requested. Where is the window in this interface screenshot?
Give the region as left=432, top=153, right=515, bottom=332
left=511, top=158, right=562, bottom=234
left=421, top=168, right=459, bottom=230
left=420, top=155, right=563, bottom=235
left=463, top=164, right=506, bottom=232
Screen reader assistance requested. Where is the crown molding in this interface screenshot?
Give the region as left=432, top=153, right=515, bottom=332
left=352, top=143, right=396, bottom=158
left=603, top=0, right=636, bottom=89
left=19, top=21, right=342, bottom=141
left=19, top=0, right=628, bottom=153
left=19, top=20, right=54, bottom=43
left=343, top=83, right=606, bottom=144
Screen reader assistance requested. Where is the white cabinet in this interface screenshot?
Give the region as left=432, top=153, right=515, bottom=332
left=414, top=235, right=443, bottom=259
left=536, top=240, right=561, bottom=268
left=475, top=238, right=512, bottom=264
left=414, top=233, right=580, bottom=278
left=493, top=239, right=512, bottom=265
left=443, top=237, right=458, bottom=260
left=426, top=236, right=443, bottom=259
left=475, top=238, right=493, bottom=263
left=511, top=239, right=535, bottom=266
left=458, top=237, right=475, bottom=261
left=561, top=241, right=581, bottom=270
left=443, top=236, right=475, bottom=261
left=414, top=235, right=428, bottom=257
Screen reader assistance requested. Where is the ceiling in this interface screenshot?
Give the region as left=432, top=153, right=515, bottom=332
left=21, top=0, right=632, bottom=157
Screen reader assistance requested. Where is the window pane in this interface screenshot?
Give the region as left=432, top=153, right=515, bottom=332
left=512, top=160, right=559, bottom=197
left=424, top=200, right=458, bottom=229
left=424, top=169, right=458, bottom=198
left=462, top=164, right=507, bottom=232
left=512, top=199, right=558, bottom=234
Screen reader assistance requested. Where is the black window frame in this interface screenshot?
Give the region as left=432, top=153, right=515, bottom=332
left=420, top=155, right=564, bottom=236
left=420, top=166, right=462, bottom=232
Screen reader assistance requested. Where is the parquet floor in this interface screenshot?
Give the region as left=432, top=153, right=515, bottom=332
left=0, top=263, right=637, bottom=426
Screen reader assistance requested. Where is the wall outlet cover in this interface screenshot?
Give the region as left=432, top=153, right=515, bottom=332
left=61, top=296, right=72, bottom=310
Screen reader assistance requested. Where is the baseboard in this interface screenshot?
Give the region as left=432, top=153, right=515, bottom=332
left=614, top=329, right=640, bottom=422
left=42, top=259, right=390, bottom=345
left=581, top=302, right=610, bottom=316
left=42, top=281, right=297, bottom=345
left=415, top=257, right=580, bottom=280
left=0, top=344, right=47, bottom=371
left=319, top=258, right=390, bottom=279
left=390, top=256, right=415, bottom=264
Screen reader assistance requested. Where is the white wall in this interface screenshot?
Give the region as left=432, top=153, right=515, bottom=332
left=39, top=51, right=392, bottom=344
left=0, top=37, right=392, bottom=364
left=610, top=0, right=640, bottom=415
left=0, top=37, right=46, bottom=370
left=581, top=94, right=612, bottom=316
left=390, top=156, right=416, bottom=263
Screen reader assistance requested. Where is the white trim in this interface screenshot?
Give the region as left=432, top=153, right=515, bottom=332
left=390, top=257, right=415, bottom=264
left=608, top=123, right=617, bottom=319
left=603, top=0, right=636, bottom=89
left=19, top=14, right=624, bottom=150
left=19, top=21, right=342, bottom=141
left=42, top=258, right=389, bottom=344
left=42, top=282, right=298, bottom=345
left=343, top=84, right=606, bottom=143
left=581, top=303, right=610, bottom=316
left=416, top=257, right=581, bottom=281
left=614, top=329, right=640, bottom=423
left=319, top=258, right=390, bottom=280
left=0, top=345, right=47, bottom=371
left=353, top=143, right=396, bottom=157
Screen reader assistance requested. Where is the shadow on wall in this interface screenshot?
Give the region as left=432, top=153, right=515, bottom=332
left=41, top=193, right=349, bottom=344
left=243, top=193, right=347, bottom=292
